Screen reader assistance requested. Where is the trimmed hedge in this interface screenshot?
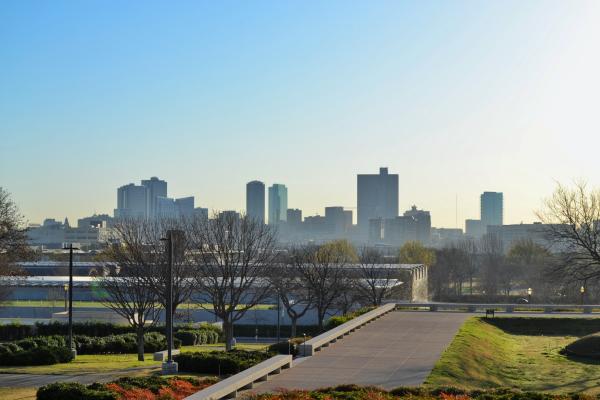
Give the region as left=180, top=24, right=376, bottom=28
left=0, top=345, right=73, bottom=366
left=0, top=321, right=224, bottom=341
left=325, top=307, right=375, bottom=330
left=74, top=332, right=181, bottom=355
left=233, top=324, right=320, bottom=337
left=174, top=349, right=272, bottom=375
left=174, top=329, right=220, bottom=346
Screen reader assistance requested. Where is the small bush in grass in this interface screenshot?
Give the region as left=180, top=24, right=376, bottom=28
left=175, top=349, right=272, bottom=375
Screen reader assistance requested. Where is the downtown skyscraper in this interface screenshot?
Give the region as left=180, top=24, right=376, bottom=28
left=268, top=184, right=288, bottom=225
left=246, top=181, right=265, bottom=224
left=357, top=167, right=399, bottom=236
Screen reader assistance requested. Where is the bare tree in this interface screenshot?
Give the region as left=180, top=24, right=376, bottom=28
left=354, top=247, right=397, bottom=306
left=0, top=188, right=32, bottom=303
left=293, top=244, right=348, bottom=331
left=457, top=240, right=478, bottom=295
left=269, top=260, right=314, bottom=338
left=479, top=233, right=505, bottom=298
left=187, top=212, right=277, bottom=350
left=537, top=182, right=600, bottom=282
left=97, top=243, right=161, bottom=361
left=107, top=218, right=195, bottom=317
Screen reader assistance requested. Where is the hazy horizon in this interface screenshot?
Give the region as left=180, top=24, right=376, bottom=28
left=2, top=1, right=599, bottom=228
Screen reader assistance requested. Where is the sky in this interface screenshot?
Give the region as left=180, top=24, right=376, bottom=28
left=1, top=0, right=600, bottom=228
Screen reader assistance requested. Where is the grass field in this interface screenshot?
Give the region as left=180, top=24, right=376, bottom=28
left=0, top=342, right=269, bottom=375
left=0, top=387, right=37, bottom=400
left=426, top=317, right=600, bottom=394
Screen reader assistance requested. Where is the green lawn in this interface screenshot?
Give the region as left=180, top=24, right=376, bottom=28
left=426, top=317, right=600, bottom=394
left=0, top=343, right=269, bottom=375
left=0, top=387, right=37, bottom=400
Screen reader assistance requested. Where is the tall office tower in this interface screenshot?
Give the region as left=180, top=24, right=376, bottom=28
left=325, top=206, right=347, bottom=235
left=357, top=167, right=399, bottom=235
left=115, top=183, right=147, bottom=218
left=246, top=181, right=265, bottom=224
left=481, top=191, right=504, bottom=228
left=194, top=207, right=209, bottom=220
left=403, top=205, right=432, bottom=244
left=268, top=184, right=288, bottom=225
left=343, top=210, right=353, bottom=231
left=141, top=177, right=167, bottom=218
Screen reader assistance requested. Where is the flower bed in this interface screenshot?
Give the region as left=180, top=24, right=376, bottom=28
left=37, top=376, right=216, bottom=400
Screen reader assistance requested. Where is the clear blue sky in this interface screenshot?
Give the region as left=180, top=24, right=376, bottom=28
left=1, top=0, right=599, bottom=228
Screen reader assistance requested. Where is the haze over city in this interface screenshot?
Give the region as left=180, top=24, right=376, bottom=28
left=2, top=0, right=600, bottom=227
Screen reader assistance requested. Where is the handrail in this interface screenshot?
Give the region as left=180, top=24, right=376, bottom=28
left=184, top=354, right=292, bottom=400
left=298, top=303, right=396, bottom=356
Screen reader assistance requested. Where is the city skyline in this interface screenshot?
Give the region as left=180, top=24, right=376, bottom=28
left=2, top=1, right=600, bottom=227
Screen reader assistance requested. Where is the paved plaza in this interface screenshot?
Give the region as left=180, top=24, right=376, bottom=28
left=252, top=311, right=470, bottom=393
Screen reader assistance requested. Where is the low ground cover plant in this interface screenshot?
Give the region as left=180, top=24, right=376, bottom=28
left=37, top=376, right=216, bottom=400
left=174, top=349, right=272, bottom=374
left=246, top=385, right=597, bottom=400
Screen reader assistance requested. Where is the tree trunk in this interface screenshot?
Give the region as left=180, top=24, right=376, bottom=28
left=290, top=317, right=298, bottom=338
left=136, top=326, right=145, bottom=361
left=223, top=319, right=234, bottom=351
left=317, top=307, right=325, bottom=332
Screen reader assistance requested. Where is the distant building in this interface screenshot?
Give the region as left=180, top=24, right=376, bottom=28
left=344, top=210, right=353, bottom=231
left=156, top=196, right=195, bottom=218
left=403, top=205, right=431, bottom=244
left=268, top=184, right=288, bottom=225
left=481, top=191, right=503, bottom=228
left=325, top=206, right=347, bottom=236
left=246, top=181, right=266, bottom=224
left=304, top=215, right=327, bottom=238
left=114, top=183, right=147, bottom=218
left=465, top=219, right=485, bottom=239
left=77, top=214, right=113, bottom=229
left=357, top=168, right=399, bottom=236
left=487, top=223, right=566, bottom=253
left=194, top=207, right=209, bottom=220
left=141, top=177, right=167, bottom=218
left=369, top=218, right=385, bottom=242
left=286, top=208, right=302, bottom=229
left=430, top=228, right=464, bottom=248
left=218, top=210, right=240, bottom=221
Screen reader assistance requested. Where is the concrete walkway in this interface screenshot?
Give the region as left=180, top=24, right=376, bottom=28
left=252, top=311, right=469, bottom=393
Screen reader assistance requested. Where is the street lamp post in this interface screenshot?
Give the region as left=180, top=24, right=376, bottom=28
left=302, top=333, right=307, bottom=357
left=161, top=230, right=181, bottom=375
left=580, top=285, right=586, bottom=305
left=276, top=292, right=281, bottom=343
left=63, top=284, right=68, bottom=311
left=527, top=288, right=532, bottom=304
left=63, top=243, right=78, bottom=358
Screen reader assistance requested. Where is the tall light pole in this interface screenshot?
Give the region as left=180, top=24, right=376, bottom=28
left=276, top=291, right=281, bottom=343
left=527, top=288, right=532, bottom=304
left=63, top=243, right=78, bottom=358
left=161, top=230, right=181, bottom=374
left=580, top=285, right=586, bottom=305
